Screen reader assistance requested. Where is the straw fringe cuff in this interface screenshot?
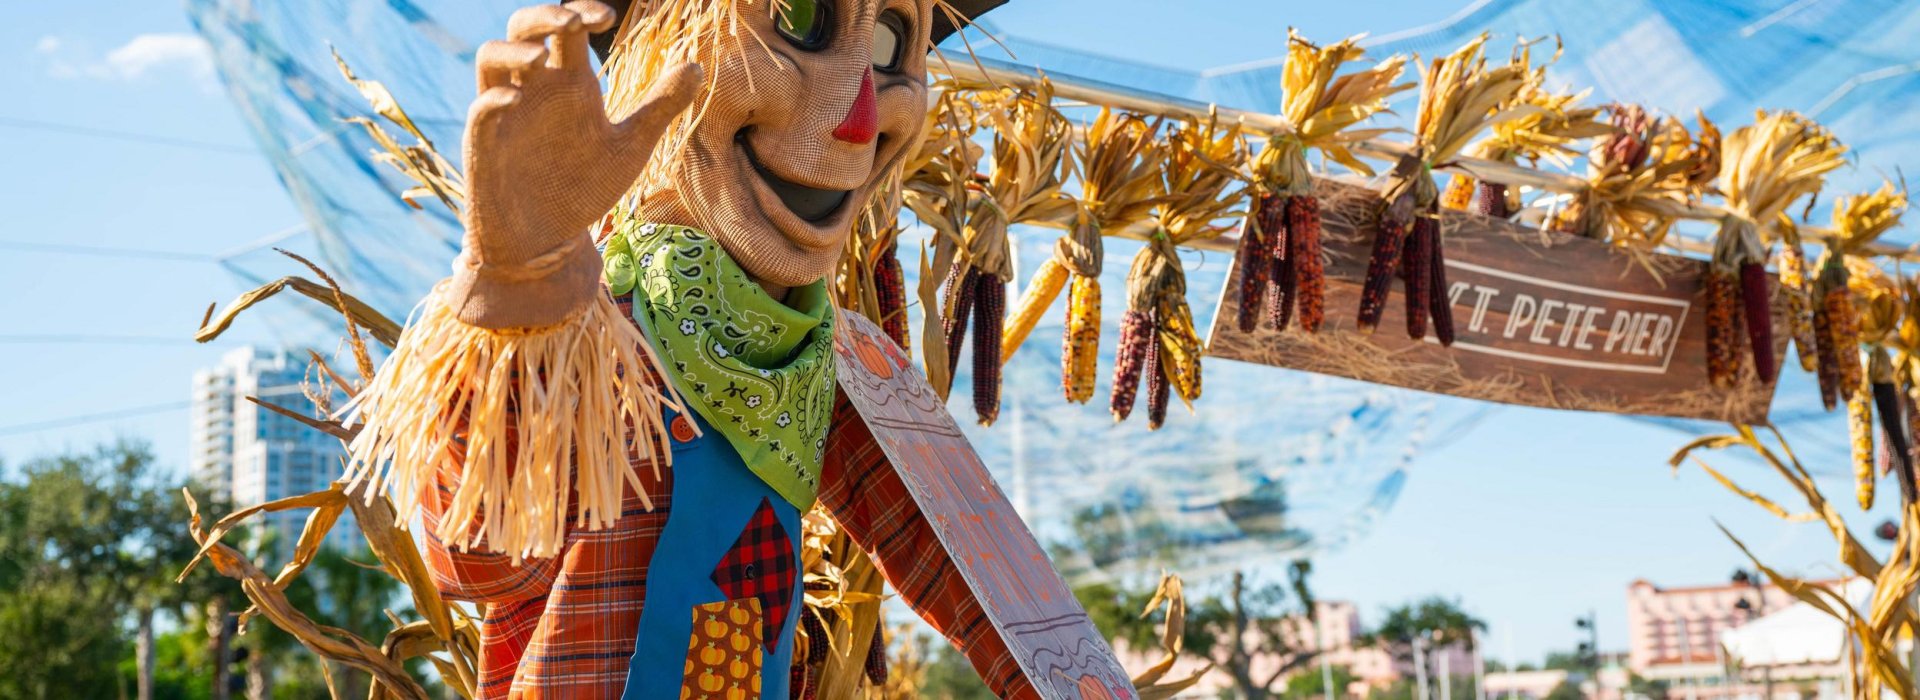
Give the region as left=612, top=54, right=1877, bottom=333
left=340, top=282, right=686, bottom=563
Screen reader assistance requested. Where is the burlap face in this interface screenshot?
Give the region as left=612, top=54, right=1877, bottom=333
left=636, top=0, right=934, bottom=292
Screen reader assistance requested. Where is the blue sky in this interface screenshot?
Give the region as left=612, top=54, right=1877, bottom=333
left=0, top=0, right=1904, bottom=667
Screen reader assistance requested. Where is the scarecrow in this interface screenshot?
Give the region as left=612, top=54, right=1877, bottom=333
left=337, top=1, right=1129, bottom=698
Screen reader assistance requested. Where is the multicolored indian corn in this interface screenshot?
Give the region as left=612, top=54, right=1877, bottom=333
left=973, top=274, right=1005, bottom=426
left=1739, top=262, right=1776, bottom=383
left=873, top=242, right=909, bottom=352
left=1110, top=309, right=1154, bottom=422
left=1851, top=382, right=1876, bottom=510
left=1062, top=275, right=1102, bottom=404
left=1291, top=195, right=1326, bottom=332
left=1705, top=269, right=1743, bottom=389
left=1403, top=217, right=1433, bottom=340
left=1357, top=217, right=1410, bottom=332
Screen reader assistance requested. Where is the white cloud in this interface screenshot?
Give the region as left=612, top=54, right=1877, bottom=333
left=38, top=33, right=216, bottom=86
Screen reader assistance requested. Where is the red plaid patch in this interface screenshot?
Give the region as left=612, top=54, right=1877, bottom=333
left=710, top=497, right=796, bottom=652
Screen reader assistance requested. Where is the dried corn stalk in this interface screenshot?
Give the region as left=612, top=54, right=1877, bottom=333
left=333, top=51, right=466, bottom=212
left=1362, top=34, right=1529, bottom=344
left=1112, top=114, right=1243, bottom=428
left=790, top=507, right=888, bottom=699
left=1709, top=111, right=1848, bottom=388
left=1674, top=426, right=1920, bottom=699
left=185, top=251, right=485, bottom=699
left=1131, top=574, right=1212, bottom=700
left=1246, top=31, right=1409, bottom=334
left=1441, top=38, right=1610, bottom=218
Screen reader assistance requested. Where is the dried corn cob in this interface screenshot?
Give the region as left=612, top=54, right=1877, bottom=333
left=1440, top=175, right=1475, bottom=212
left=1827, top=278, right=1863, bottom=393
left=1902, top=388, right=1920, bottom=502
left=1111, top=309, right=1154, bottom=422
left=943, top=265, right=979, bottom=386
left=792, top=664, right=812, bottom=700
left=1777, top=245, right=1817, bottom=372
left=873, top=241, right=909, bottom=352
left=1062, top=275, right=1101, bottom=403
left=1291, top=195, right=1326, bottom=332
left=1002, top=256, right=1068, bottom=363
left=1871, top=350, right=1909, bottom=484
left=1813, top=296, right=1841, bottom=409
left=1358, top=216, right=1410, bottom=332
left=1145, top=329, right=1169, bottom=430
left=1705, top=268, right=1742, bottom=389
left=1429, top=222, right=1456, bottom=347
left=1267, top=238, right=1296, bottom=332
left=973, top=274, right=1005, bottom=425
left=864, top=619, right=888, bottom=685
left=1237, top=194, right=1282, bottom=332
left=1851, top=380, right=1876, bottom=510
left=1739, top=261, right=1776, bottom=383
left=1404, top=216, right=1433, bottom=339
left=801, top=610, right=828, bottom=666
left=1476, top=181, right=1510, bottom=219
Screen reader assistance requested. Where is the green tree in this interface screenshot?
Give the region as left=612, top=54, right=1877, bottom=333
left=0, top=439, right=228, bottom=700
left=1360, top=597, right=1486, bottom=700
left=1076, top=566, right=1319, bottom=699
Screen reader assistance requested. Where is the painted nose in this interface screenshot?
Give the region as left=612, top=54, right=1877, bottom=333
left=832, top=67, right=878, bottom=145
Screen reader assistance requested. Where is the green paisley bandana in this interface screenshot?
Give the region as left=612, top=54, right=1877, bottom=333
left=604, top=219, right=837, bottom=509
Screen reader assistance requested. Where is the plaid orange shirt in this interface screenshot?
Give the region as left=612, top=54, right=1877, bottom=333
left=420, top=322, right=1037, bottom=699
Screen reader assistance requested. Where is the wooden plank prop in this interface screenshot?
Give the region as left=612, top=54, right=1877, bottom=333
left=831, top=311, right=1137, bottom=700
left=1207, top=177, right=1789, bottom=423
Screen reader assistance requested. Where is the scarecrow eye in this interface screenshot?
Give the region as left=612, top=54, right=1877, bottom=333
left=775, top=0, right=830, bottom=50
left=871, top=10, right=907, bottom=72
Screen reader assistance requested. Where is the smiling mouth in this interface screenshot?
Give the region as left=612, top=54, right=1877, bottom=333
left=738, top=131, right=852, bottom=223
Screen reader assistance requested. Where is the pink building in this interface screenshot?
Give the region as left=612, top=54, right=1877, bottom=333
left=1624, top=577, right=1841, bottom=683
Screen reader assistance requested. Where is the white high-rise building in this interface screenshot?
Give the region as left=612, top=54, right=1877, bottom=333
left=190, top=346, right=358, bottom=554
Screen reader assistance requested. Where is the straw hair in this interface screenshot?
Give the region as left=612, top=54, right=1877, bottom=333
left=341, top=285, right=686, bottom=562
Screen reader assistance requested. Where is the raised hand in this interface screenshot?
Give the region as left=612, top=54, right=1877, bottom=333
left=446, top=1, right=702, bottom=329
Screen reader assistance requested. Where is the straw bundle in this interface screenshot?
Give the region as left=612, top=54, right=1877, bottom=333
left=1113, top=114, right=1244, bottom=429
left=1360, top=34, right=1530, bottom=344
left=1243, top=31, right=1409, bottom=334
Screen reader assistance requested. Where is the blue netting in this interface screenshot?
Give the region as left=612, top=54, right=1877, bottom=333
left=186, top=0, right=1911, bottom=572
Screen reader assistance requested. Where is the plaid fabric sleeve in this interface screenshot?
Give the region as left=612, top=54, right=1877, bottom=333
left=418, top=426, right=566, bottom=605
left=818, top=392, right=1040, bottom=700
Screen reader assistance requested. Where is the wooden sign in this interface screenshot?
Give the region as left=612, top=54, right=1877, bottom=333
left=1206, top=177, right=1788, bottom=424
left=830, top=311, right=1137, bottom=700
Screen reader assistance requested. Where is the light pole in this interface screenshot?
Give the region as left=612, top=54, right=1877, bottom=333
left=1575, top=612, right=1599, bottom=698
left=1733, top=568, right=1774, bottom=700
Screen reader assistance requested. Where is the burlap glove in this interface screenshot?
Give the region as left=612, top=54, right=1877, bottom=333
left=444, top=1, right=702, bottom=329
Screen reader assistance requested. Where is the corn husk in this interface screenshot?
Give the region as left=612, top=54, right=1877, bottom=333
left=1443, top=39, right=1610, bottom=214
left=1251, top=30, right=1411, bottom=195
left=1554, top=107, right=1718, bottom=261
